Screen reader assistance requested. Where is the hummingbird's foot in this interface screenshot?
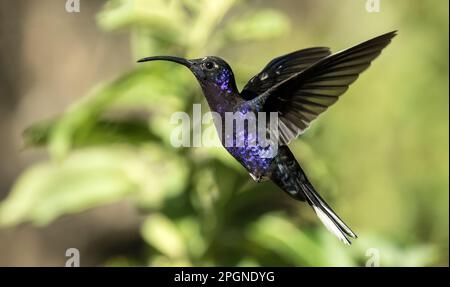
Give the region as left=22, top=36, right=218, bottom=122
left=249, top=173, right=268, bottom=182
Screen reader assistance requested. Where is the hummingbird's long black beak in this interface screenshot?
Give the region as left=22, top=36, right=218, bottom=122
left=137, top=56, right=192, bottom=68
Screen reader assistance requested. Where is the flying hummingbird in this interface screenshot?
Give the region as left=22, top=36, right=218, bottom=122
left=138, top=31, right=397, bottom=244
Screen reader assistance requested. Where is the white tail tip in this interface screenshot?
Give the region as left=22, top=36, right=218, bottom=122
left=313, top=205, right=352, bottom=245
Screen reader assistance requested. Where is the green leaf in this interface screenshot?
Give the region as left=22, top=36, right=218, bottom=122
left=134, top=144, right=189, bottom=209
left=97, top=0, right=187, bottom=38
left=44, top=67, right=187, bottom=158
left=0, top=144, right=188, bottom=227
left=247, top=213, right=325, bottom=266
left=141, top=214, right=187, bottom=259
left=0, top=147, right=138, bottom=227
left=224, top=10, right=290, bottom=42
left=178, top=217, right=207, bottom=259
left=24, top=117, right=158, bottom=148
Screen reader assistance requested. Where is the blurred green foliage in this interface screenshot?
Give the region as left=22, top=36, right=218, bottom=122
left=0, top=0, right=448, bottom=266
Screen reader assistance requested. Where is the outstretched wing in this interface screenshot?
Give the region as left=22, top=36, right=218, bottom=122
left=249, top=31, right=397, bottom=144
left=241, top=47, right=331, bottom=100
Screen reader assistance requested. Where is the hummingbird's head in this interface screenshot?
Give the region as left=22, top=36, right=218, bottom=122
left=137, top=55, right=238, bottom=94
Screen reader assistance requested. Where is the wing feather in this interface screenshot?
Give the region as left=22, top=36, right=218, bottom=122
left=241, top=47, right=332, bottom=99
left=248, top=31, right=397, bottom=145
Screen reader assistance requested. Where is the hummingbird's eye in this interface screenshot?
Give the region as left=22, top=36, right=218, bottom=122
left=204, top=61, right=214, bottom=70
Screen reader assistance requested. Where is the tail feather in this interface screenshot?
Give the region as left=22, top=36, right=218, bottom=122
left=270, top=146, right=357, bottom=245
left=300, top=182, right=357, bottom=245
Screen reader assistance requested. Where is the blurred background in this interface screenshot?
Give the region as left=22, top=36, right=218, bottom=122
left=0, top=0, right=448, bottom=266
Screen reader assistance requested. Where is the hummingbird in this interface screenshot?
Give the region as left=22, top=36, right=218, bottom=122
left=138, top=31, right=397, bottom=245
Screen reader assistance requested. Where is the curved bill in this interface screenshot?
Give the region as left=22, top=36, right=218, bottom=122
left=137, top=56, right=191, bottom=67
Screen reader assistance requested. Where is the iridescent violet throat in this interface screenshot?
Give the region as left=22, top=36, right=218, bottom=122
left=138, top=31, right=397, bottom=244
